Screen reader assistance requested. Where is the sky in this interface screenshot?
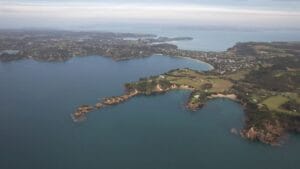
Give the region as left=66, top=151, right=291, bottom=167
left=0, top=0, right=300, bottom=30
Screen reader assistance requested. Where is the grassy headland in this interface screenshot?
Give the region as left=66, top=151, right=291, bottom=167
left=2, top=30, right=298, bottom=145
left=72, top=41, right=300, bottom=146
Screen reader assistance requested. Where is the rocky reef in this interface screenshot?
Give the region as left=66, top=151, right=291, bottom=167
left=72, top=105, right=94, bottom=122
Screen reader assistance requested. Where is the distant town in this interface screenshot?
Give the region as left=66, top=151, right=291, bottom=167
left=1, top=30, right=300, bottom=145
left=0, top=30, right=277, bottom=74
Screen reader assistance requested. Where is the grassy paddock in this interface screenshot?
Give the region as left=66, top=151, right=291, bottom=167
left=262, top=95, right=290, bottom=113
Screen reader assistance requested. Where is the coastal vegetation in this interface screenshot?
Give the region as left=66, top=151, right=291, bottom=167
left=1, top=30, right=299, bottom=145
left=73, top=68, right=235, bottom=120
left=72, top=41, right=300, bottom=145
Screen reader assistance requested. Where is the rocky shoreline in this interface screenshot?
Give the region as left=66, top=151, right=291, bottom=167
left=241, top=126, right=284, bottom=146
left=72, top=85, right=197, bottom=122
left=72, top=90, right=138, bottom=121
left=71, top=72, right=237, bottom=124
left=71, top=61, right=300, bottom=146
left=72, top=105, right=94, bottom=122
left=1, top=30, right=299, bottom=146
left=18, top=31, right=293, bottom=146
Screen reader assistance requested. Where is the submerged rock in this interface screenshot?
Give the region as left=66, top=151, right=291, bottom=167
left=230, top=128, right=239, bottom=135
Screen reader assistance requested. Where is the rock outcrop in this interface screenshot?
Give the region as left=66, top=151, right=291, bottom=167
left=241, top=121, right=284, bottom=146
left=72, top=105, right=94, bottom=122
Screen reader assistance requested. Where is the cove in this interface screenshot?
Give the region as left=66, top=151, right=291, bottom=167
left=0, top=55, right=300, bottom=169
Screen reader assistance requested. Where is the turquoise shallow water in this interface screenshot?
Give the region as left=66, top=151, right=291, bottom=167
left=1, top=55, right=300, bottom=169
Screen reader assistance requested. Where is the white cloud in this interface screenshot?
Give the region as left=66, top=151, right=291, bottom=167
left=1, top=2, right=300, bottom=29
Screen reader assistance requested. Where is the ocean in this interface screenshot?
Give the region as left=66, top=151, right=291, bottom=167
left=1, top=28, right=300, bottom=169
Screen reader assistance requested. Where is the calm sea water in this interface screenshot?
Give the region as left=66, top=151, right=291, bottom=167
left=1, top=55, right=300, bottom=169
left=79, top=24, right=300, bottom=51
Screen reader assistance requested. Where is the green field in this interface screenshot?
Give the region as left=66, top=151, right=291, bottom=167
left=262, top=95, right=291, bottom=113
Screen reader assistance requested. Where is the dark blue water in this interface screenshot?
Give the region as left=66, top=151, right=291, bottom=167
left=1, top=55, right=300, bottom=169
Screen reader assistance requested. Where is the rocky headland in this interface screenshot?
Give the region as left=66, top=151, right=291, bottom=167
left=1, top=30, right=299, bottom=146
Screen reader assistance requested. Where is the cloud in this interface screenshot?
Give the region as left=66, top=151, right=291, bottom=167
left=272, top=0, right=300, bottom=1
left=0, top=2, right=300, bottom=29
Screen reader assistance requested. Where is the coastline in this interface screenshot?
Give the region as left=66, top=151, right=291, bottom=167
left=1, top=30, right=298, bottom=146
left=71, top=57, right=300, bottom=146
left=172, top=55, right=215, bottom=70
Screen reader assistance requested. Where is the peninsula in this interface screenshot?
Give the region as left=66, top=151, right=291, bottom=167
left=1, top=30, right=299, bottom=145
left=70, top=40, right=300, bottom=146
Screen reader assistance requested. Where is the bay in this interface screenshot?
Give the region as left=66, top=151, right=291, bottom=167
left=1, top=55, right=300, bottom=169
left=80, top=24, right=300, bottom=51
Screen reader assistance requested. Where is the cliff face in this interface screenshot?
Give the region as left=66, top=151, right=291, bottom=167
left=242, top=122, right=285, bottom=146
